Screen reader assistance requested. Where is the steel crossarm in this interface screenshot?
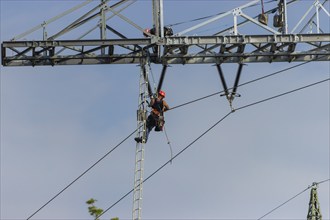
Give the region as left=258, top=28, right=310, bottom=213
left=2, top=34, right=329, bottom=66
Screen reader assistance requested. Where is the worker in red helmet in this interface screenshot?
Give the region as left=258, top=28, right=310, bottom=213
left=135, top=90, right=170, bottom=143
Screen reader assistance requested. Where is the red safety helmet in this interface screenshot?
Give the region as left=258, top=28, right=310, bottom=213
left=158, top=90, right=166, bottom=98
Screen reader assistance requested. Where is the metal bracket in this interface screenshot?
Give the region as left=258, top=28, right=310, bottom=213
left=157, top=64, right=168, bottom=92
left=216, top=63, right=244, bottom=111
left=137, top=109, right=147, bottom=122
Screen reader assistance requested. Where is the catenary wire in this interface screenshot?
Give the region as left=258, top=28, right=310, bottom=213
left=4, top=0, right=326, bottom=218
left=166, top=0, right=276, bottom=27
left=98, top=78, right=329, bottom=219
left=26, top=126, right=140, bottom=220
left=23, top=55, right=327, bottom=219
left=317, top=178, right=330, bottom=185
left=258, top=178, right=330, bottom=220
left=24, top=60, right=324, bottom=220
left=169, top=55, right=327, bottom=111
left=25, top=65, right=328, bottom=219
left=98, top=111, right=233, bottom=219
left=235, top=78, right=330, bottom=111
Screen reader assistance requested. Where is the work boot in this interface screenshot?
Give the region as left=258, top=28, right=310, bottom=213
left=134, top=137, right=142, bottom=143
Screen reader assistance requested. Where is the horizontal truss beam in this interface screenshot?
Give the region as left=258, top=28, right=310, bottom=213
left=2, top=34, right=329, bottom=66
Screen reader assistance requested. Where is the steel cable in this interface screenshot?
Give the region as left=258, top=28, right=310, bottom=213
left=25, top=75, right=328, bottom=219
left=235, top=78, right=330, bottom=111
left=98, top=78, right=329, bottom=219
left=258, top=178, right=330, bottom=220
left=26, top=126, right=140, bottom=220
left=169, top=55, right=327, bottom=111
left=167, top=0, right=276, bottom=28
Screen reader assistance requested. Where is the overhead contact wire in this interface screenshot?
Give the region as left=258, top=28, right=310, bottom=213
left=258, top=178, right=330, bottom=220
left=26, top=126, right=140, bottom=220
left=169, top=55, right=327, bottom=111
left=98, top=78, right=329, bottom=218
left=236, top=78, right=330, bottom=111
left=98, top=111, right=232, bottom=219
left=167, top=0, right=275, bottom=28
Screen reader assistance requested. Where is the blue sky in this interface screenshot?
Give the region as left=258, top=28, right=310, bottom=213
left=1, top=0, right=329, bottom=220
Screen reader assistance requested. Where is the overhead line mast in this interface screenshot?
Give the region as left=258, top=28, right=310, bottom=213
left=132, top=55, right=150, bottom=220
left=307, top=183, right=322, bottom=220
left=133, top=2, right=164, bottom=219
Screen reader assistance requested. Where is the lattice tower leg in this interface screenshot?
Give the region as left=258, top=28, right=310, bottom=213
left=307, top=184, right=322, bottom=220
left=132, top=58, right=150, bottom=220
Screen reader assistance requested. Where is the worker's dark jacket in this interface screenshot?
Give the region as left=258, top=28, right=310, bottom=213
left=150, top=98, right=170, bottom=116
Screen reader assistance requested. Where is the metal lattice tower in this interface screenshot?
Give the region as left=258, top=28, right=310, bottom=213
left=307, top=183, right=322, bottom=220
left=1, top=1, right=330, bottom=219
left=132, top=56, right=151, bottom=220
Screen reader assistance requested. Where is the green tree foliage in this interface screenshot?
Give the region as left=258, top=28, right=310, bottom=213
left=86, top=198, right=119, bottom=220
left=86, top=198, right=103, bottom=220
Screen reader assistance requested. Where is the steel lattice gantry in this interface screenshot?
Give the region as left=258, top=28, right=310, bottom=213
left=1, top=34, right=330, bottom=66
left=1, top=1, right=330, bottom=220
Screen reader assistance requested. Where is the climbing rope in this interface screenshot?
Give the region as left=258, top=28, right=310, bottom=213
left=163, top=125, right=173, bottom=164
